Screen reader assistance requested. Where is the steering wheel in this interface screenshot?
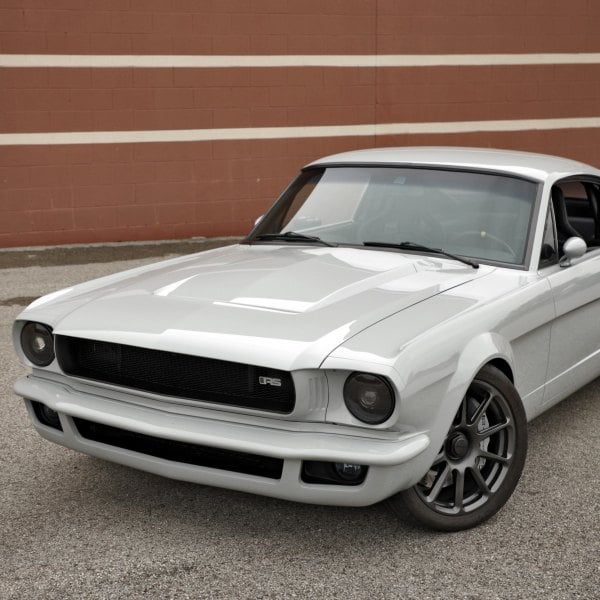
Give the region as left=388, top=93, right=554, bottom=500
left=450, top=230, right=517, bottom=260
left=358, top=208, right=445, bottom=245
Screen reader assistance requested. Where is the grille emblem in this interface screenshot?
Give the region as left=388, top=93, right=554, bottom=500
left=259, top=376, right=282, bottom=387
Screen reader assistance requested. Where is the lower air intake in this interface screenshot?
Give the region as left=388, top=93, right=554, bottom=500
left=74, top=418, right=284, bottom=480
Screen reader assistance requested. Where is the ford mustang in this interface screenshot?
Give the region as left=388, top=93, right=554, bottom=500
left=12, top=147, right=600, bottom=530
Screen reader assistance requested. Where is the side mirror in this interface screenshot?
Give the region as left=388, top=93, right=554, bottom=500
left=559, top=236, right=587, bottom=267
left=254, top=215, right=263, bottom=227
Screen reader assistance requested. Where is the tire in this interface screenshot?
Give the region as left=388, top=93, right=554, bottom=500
left=389, top=365, right=527, bottom=531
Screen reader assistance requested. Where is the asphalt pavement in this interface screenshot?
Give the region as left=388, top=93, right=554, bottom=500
left=1, top=238, right=599, bottom=600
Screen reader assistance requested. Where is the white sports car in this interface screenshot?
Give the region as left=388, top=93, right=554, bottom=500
left=13, top=147, right=600, bottom=530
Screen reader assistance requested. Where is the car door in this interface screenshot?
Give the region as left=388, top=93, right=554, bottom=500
left=542, top=178, right=600, bottom=408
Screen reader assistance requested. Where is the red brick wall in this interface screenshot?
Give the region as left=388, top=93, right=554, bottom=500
left=1, top=1, right=600, bottom=247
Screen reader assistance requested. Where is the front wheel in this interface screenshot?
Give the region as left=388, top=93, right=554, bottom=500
left=389, top=365, right=527, bottom=531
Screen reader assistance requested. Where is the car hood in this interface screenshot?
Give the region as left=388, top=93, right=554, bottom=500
left=20, top=244, right=492, bottom=371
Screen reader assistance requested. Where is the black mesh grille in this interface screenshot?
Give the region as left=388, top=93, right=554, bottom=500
left=73, top=418, right=283, bottom=479
left=55, top=335, right=295, bottom=413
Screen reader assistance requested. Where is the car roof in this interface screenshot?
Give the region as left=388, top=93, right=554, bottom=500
left=307, top=147, right=600, bottom=182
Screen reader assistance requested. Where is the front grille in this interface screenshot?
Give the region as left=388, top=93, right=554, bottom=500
left=74, top=418, right=284, bottom=480
left=55, top=336, right=295, bottom=413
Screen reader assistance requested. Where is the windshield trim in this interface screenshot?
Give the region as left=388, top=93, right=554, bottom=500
left=306, top=161, right=543, bottom=184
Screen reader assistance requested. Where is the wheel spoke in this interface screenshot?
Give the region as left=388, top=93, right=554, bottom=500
left=468, top=390, right=494, bottom=426
left=425, top=463, right=451, bottom=504
left=453, top=469, right=465, bottom=510
left=431, top=449, right=446, bottom=466
left=477, top=418, right=511, bottom=440
left=469, top=465, right=491, bottom=495
left=459, top=396, right=469, bottom=426
left=478, top=449, right=509, bottom=465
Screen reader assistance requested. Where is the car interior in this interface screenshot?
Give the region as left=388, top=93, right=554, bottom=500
left=552, top=180, right=600, bottom=248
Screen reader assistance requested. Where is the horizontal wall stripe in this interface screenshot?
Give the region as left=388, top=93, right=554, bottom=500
left=2, top=53, right=600, bottom=69
left=2, top=117, right=600, bottom=146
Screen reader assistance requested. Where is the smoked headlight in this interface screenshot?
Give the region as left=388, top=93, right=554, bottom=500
left=343, top=372, right=395, bottom=424
left=20, top=322, right=55, bottom=367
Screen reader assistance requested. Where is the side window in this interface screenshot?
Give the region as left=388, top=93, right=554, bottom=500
left=554, top=180, right=599, bottom=244
left=539, top=204, right=558, bottom=267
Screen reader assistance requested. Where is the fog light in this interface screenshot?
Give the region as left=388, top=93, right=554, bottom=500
left=31, top=401, right=62, bottom=431
left=20, top=322, right=55, bottom=367
left=301, top=460, right=368, bottom=486
left=40, top=405, right=61, bottom=428
left=334, top=462, right=365, bottom=481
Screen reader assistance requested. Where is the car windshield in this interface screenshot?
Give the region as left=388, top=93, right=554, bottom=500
left=248, top=166, right=539, bottom=265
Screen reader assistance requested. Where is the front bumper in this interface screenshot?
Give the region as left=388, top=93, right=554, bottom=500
left=14, top=375, right=431, bottom=506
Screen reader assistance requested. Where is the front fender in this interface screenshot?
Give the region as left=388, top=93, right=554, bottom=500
left=451, top=331, right=515, bottom=400
left=323, top=329, right=516, bottom=488
left=398, top=332, right=516, bottom=487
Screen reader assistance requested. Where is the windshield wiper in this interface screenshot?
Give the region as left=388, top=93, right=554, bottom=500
left=253, top=231, right=337, bottom=247
left=363, top=240, right=479, bottom=269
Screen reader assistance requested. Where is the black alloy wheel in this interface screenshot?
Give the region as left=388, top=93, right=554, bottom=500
left=390, top=365, right=527, bottom=531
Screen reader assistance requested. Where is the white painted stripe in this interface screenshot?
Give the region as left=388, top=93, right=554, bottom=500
left=2, top=53, right=600, bottom=69
left=1, top=117, right=600, bottom=146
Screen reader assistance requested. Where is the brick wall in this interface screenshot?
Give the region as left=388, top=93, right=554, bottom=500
left=1, top=1, right=600, bottom=247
